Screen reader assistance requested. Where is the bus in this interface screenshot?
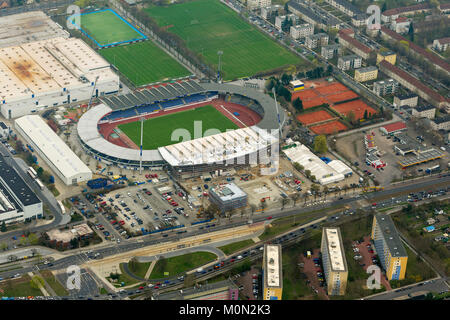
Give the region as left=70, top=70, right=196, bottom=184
left=27, top=167, right=37, bottom=179
left=35, top=178, right=44, bottom=190
left=57, top=200, right=66, bottom=214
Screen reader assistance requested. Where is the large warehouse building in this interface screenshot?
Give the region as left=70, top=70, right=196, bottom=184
left=14, top=115, right=92, bottom=185
left=0, top=37, right=120, bottom=119
left=0, top=155, right=42, bottom=224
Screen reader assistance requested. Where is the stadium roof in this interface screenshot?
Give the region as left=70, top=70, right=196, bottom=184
left=15, top=115, right=92, bottom=181
left=158, top=126, right=277, bottom=167
left=199, top=82, right=285, bottom=131
left=0, top=155, right=40, bottom=207
left=77, top=103, right=164, bottom=162
left=102, top=80, right=205, bottom=110
left=375, top=214, right=407, bottom=258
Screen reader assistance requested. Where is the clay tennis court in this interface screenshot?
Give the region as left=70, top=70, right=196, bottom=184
left=297, top=110, right=334, bottom=125
left=326, top=91, right=359, bottom=104
left=309, top=120, right=348, bottom=135
left=315, top=82, right=349, bottom=96
left=303, top=97, right=329, bottom=109
left=331, top=100, right=377, bottom=120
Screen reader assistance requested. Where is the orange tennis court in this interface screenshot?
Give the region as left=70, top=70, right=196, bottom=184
left=297, top=110, right=334, bottom=125
left=331, top=100, right=377, bottom=120
left=326, top=91, right=359, bottom=104
left=309, top=120, right=348, bottom=135
left=315, top=82, right=349, bottom=96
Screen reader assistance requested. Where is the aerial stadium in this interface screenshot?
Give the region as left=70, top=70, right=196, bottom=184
left=77, top=81, right=284, bottom=179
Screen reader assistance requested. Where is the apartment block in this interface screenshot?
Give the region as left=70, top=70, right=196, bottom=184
left=373, top=79, right=399, bottom=96
left=337, top=54, right=362, bottom=70
left=290, top=23, right=314, bottom=39
left=354, top=66, right=378, bottom=82
left=321, top=227, right=348, bottom=296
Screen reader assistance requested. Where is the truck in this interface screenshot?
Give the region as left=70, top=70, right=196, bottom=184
left=27, top=167, right=37, bottom=179
left=35, top=179, right=44, bottom=190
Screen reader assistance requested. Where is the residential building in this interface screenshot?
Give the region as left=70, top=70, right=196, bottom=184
left=0, top=122, right=9, bottom=138
left=381, top=3, right=431, bottom=23
left=263, top=244, right=283, bottom=300
left=247, top=0, right=271, bottom=10
left=338, top=31, right=372, bottom=59
left=431, top=115, right=450, bottom=131
left=394, top=93, right=418, bottom=108
left=260, top=5, right=282, bottom=20
left=351, top=13, right=367, bottom=27
left=380, top=26, right=450, bottom=76
left=411, top=105, right=436, bottom=119
left=321, top=227, right=348, bottom=296
left=287, top=1, right=340, bottom=30
left=371, top=214, right=408, bottom=281
left=391, top=16, right=411, bottom=34
left=321, top=44, right=341, bottom=60
left=376, top=50, right=397, bottom=65
left=209, top=183, right=248, bottom=213
left=379, top=60, right=449, bottom=110
left=373, top=79, right=399, bottom=96
left=15, top=115, right=92, bottom=185
left=290, top=23, right=314, bottom=39
left=0, top=155, right=42, bottom=224
left=433, top=37, right=450, bottom=52
left=275, top=14, right=298, bottom=31
left=439, top=3, right=450, bottom=14
left=354, top=66, right=378, bottom=82
left=305, top=33, right=328, bottom=49
left=337, top=54, right=362, bottom=71
left=326, top=0, right=365, bottom=26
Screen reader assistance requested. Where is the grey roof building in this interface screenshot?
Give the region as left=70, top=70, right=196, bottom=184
left=209, top=183, right=248, bottom=213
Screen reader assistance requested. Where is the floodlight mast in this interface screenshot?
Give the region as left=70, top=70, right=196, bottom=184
left=272, top=87, right=282, bottom=135
left=217, top=51, right=223, bottom=83
left=139, top=117, right=144, bottom=175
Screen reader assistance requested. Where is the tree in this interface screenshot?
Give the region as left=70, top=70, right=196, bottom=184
left=290, top=192, right=301, bottom=206
left=184, top=273, right=196, bottom=287
left=280, top=197, right=289, bottom=210
left=313, top=135, right=328, bottom=154
left=30, top=275, right=45, bottom=290
left=293, top=98, right=303, bottom=112
left=0, top=222, right=6, bottom=233
left=347, top=110, right=356, bottom=125
left=363, top=109, right=368, bottom=120
left=281, top=73, right=293, bottom=86
left=128, top=257, right=139, bottom=273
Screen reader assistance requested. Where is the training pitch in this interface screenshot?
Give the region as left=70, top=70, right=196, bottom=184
left=100, top=41, right=191, bottom=86
left=72, top=9, right=146, bottom=47
left=146, top=0, right=302, bottom=80
left=118, top=105, right=239, bottom=149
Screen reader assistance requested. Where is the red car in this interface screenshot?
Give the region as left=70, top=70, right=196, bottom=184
left=178, top=192, right=183, bottom=197
left=139, top=286, right=144, bottom=290
left=154, top=286, right=159, bottom=289
left=119, top=221, right=125, bottom=225
left=267, top=216, right=272, bottom=220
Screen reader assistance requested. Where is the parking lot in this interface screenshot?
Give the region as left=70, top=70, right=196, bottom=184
left=300, top=249, right=329, bottom=299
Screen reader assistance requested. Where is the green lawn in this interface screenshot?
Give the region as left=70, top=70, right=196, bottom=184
left=128, top=261, right=151, bottom=279
left=118, top=105, right=238, bottom=149
left=150, top=252, right=217, bottom=279
left=100, top=41, right=191, bottom=86
left=40, top=270, right=68, bottom=296
left=75, top=9, right=144, bottom=46
left=218, top=239, right=254, bottom=255
left=0, top=276, right=43, bottom=297
left=146, top=0, right=303, bottom=80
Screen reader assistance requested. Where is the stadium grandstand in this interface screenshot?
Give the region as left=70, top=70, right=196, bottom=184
left=77, top=81, right=284, bottom=177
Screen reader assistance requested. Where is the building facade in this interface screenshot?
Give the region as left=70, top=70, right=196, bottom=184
left=431, top=115, right=450, bottom=131
left=275, top=14, right=298, bottom=31
left=376, top=51, right=397, bottom=65
left=354, top=66, right=378, bottom=82
left=321, top=44, right=341, bottom=60
left=337, top=54, right=362, bottom=70
left=263, top=244, right=283, bottom=300
left=290, top=23, right=314, bottom=39
left=371, top=214, right=408, bottom=281
left=433, top=37, right=450, bottom=52
left=411, top=105, right=436, bottom=119
left=209, top=183, right=248, bottom=213
left=321, top=227, right=348, bottom=296
left=306, top=33, right=329, bottom=49
left=247, top=0, right=271, bottom=10
left=373, top=79, right=399, bottom=96
left=394, top=93, right=418, bottom=108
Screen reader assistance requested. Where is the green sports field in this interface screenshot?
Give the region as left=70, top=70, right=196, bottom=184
left=118, top=105, right=239, bottom=149
left=78, top=9, right=144, bottom=46
left=100, top=41, right=191, bottom=86
left=146, top=0, right=302, bottom=80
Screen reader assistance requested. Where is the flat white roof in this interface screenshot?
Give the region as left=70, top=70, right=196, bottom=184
left=0, top=37, right=117, bottom=102
left=159, top=126, right=278, bottom=167
left=290, top=80, right=304, bottom=86
left=282, top=143, right=345, bottom=185
left=265, top=244, right=281, bottom=288
left=15, top=115, right=92, bottom=180
left=325, top=228, right=346, bottom=272
left=210, top=183, right=246, bottom=201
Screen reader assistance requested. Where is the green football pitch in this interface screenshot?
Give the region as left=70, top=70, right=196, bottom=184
left=100, top=41, right=191, bottom=86
left=118, top=105, right=239, bottom=149
left=146, top=0, right=302, bottom=80
left=78, top=9, right=144, bottom=46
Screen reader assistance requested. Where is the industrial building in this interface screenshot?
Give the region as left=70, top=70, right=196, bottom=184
left=0, top=37, right=120, bottom=119
left=208, top=183, right=248, bottom=213
left=379, top=121, right=407, bottom=135
left=0, top=155, right=42, bottom=224
left=373, top=79, right=399, bottom=96
left=321, top=227, right=348, bottom=296
left=0, top=11, right=69, bottom=49
left=263, top=244, right=283, bottom=300
left=15, top=115, right=92, bottom=185
left=282, top=143, right=352, bottom=185
left=371, top=214, right=408, bottom=281
left=354, top=66, right=378, bottom=82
